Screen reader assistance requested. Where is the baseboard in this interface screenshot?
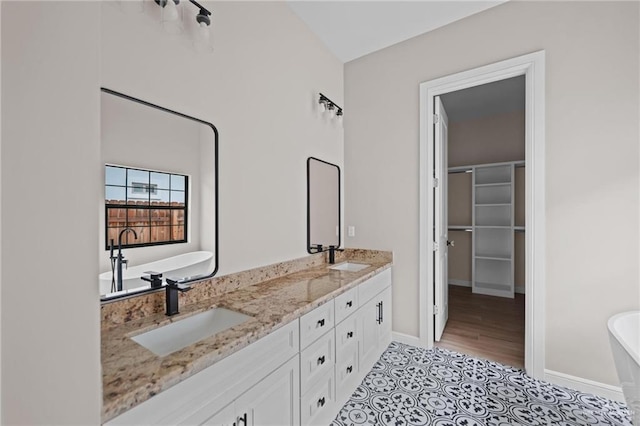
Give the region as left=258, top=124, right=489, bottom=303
left=392, top=332, right=425, bottom=348
left=449, top=280, right=526, bottom=294
left=544, top=369, right=625, bottom=403
left=448, top=279, right=470, bottom=287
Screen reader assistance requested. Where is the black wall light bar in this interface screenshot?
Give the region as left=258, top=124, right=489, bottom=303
left=318, top=93, right=343, bottom=118
left=155, top=0, right=213, bottom=52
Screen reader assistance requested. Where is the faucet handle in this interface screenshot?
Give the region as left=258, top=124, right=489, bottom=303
left=141, top=271, right=163, bottom=288
left=143, top=271, right=163, bottom=280
left=166, top=277, right=192, bottom=292
left=121, top=259, right=129, bottom=269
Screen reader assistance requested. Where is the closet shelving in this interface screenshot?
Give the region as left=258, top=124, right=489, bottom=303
left=448, top=160, right=524, bottom=298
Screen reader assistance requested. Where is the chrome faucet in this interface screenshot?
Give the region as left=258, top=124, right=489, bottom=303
left=116, top=227, right=138, bottom=292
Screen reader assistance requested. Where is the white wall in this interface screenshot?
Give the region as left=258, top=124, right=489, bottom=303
left=1, top=2, right=102, bottom=424
left=1, top=1, right=342, bottom=423
left=344, top=1, right=639, bottom=386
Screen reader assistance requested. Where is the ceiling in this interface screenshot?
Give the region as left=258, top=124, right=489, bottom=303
left=287, top=1, right=507, bottom=63
left=440, top=75, right=525, bottom=122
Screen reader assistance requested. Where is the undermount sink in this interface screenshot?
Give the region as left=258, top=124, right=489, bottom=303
left=131, top=308, right=252, bottom=357
left=329, top=262, right=370, bottom=272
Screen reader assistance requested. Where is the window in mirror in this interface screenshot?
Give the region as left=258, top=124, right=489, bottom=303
left=105, top=165, right=188, bottom=249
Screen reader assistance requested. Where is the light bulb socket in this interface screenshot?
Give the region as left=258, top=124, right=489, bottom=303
left=196, top=10, right=210, bottom=26
left=336, top=109, right=343, bottom=117
left=155, top=0, right=179, bottom=7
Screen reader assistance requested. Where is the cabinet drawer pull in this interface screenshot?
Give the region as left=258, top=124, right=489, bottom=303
left=317, top=355, right=325, bottom=365
left=317, top=397, right=326, bottom=407
left=317, top=318, right=325, bottom=328
left=347, top=365, right=353, bottom=374
left=237, top=413, right=247, bottom=426
left=347, top=331, right=354, bottom=339
left=346, top=300, right=353, bottom=308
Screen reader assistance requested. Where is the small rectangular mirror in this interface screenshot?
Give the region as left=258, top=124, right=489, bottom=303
left=307, top=157, right=340, bottom=252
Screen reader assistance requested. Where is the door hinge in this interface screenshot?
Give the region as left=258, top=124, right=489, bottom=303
left=433, top=114, right=439, bottom=124
left=432, top=242, right=439, bottom=251
left=433, top=305, right=439, bottom=315
left=433, top=177, right=439, bottom=188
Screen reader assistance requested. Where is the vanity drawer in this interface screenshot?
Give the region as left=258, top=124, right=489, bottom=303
left=335, top=314, right=358, bottom=355
left=300, top=330, right=335, bottom=395
left=299, top=302, right=334, bottom=349
left=334, top=286, right=359, bottom=324
left=300, top=366, right=336, bottom=426
left=358, top=268, right=391, bottom=304
left=335, top=346, right=358, bottom=404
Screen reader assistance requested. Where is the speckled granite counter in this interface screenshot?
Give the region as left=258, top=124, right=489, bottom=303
left=101, top=249, right=392, bottom=423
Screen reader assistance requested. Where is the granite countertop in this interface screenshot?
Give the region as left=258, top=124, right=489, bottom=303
left=101, top=249, right=392, bottom=422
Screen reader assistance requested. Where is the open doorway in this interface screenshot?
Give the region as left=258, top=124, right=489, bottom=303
left=419, top=51, right=546, bottom=379
left=435, top=76, right=526, bottom=368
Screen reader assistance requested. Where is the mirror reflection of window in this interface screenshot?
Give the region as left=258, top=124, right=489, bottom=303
left=105, top=165, right=188, bottom=248
left=307, top=157, right=340, bottom=252
left=100, top=88, right=218, bottom=300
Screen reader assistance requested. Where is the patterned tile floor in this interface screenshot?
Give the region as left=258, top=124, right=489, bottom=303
left=332, top=342, right=633, bottom=426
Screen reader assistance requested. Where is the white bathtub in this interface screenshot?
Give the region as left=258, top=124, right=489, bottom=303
left=608, top=310, right=640, bottom=424
left=99, top=251, right=214, bottom=295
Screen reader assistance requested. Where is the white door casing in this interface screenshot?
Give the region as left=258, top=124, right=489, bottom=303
left=434, top=96, right=449, bottom=342
left=418, top=50, right=546, bottom=379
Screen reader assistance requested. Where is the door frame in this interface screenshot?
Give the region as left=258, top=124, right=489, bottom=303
left=418, top=51, right=546, bottom=379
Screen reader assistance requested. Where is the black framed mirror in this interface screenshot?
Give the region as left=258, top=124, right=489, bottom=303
left=100, top=88, right=218, bottom=301
left=307, top=157, right=341, bottom=253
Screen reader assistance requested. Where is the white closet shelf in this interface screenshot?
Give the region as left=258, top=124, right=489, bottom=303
left=474, top=182, right=511, bottom=187
left=476, top=255, right=511, bottom=261
left=472, top=163, right=516, bottom=298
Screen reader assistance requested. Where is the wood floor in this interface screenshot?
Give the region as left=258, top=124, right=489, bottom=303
left=435, top=285, right=525, bottom=369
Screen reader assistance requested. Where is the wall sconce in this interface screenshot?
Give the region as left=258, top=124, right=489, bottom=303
left=155, top=0, right=213, bottom=52
left=319, top=93, right=343, bottom=121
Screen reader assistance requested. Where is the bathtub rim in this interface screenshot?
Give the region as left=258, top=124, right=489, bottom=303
left=607, top=310, right=640, bottom=367
left=100, top=250, right=215, bottom=303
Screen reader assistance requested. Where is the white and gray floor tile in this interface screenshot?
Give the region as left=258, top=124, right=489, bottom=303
left=332, top=342, right=632, bottom=426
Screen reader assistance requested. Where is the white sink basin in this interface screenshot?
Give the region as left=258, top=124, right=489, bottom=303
left=131, top=308, right=252, bottom=357
left=329, top=262, right=370, bottom=272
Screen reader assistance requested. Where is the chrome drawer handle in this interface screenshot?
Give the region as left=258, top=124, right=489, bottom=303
left=317, top=355, right=325, bottom=365
left=317, top=318, right=325, bottom=327
left=317, top=397, right=326, bottom=407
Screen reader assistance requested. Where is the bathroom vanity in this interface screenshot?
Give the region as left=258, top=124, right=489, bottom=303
left=102, top=249, right=392, bottom=425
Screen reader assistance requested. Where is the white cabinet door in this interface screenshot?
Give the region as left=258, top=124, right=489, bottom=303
left=200, top=403, right=236, bottom=426
left=378, top=287, right=392, bottom=349
left=201, top=356, right=300, bottom=426
left=359, top=296, right=381, bottom=371
left=359, top=286, right=393, bottom=372
left=236, top=355, right=300, bottom=426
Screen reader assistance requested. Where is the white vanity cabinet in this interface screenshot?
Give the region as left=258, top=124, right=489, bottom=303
left=358, top=270, right=393, bottom=374
left=106, top=267, right=393, bottom=426
left=299, top=301, right=337, bottom=426
left=201, top=355, right=300, bottom=426
left=106, top=320, right=299, bottom=426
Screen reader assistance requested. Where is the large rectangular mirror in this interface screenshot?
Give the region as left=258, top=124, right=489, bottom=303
left=307, top=157, right=340, bottom=253
left=100, top=88, right=218, bottom=300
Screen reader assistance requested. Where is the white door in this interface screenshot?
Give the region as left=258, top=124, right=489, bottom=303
left=434, top=96, right=450, bottom=341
